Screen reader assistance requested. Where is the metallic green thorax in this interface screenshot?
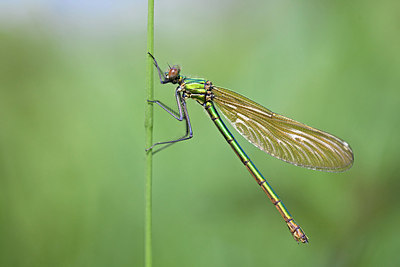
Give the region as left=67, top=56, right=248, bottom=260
left=178, top=77, right=210, bottom=104
left=177, top=76, right=308, bottom=243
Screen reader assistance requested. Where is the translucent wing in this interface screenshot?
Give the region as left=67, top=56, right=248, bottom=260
left=212, top=86, right=353, bottom=172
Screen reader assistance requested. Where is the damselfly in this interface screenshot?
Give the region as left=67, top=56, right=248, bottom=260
left=146, top=53, right=353, bottom=243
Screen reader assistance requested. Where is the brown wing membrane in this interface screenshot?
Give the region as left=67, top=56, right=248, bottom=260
left=212, top=86, right=353, bottom=172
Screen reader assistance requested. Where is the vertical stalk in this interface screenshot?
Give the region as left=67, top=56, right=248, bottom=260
left=145, top=0, right=154, bottom=266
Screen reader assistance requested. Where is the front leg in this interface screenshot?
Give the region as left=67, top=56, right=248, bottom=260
left=148, top=52, right=169, bottom=84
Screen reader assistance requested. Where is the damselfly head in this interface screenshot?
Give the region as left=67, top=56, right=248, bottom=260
left=166, top=65, right=181, bottom=83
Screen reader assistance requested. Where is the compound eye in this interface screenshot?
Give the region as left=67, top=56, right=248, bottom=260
left=168, top=65, right=181, bottom=80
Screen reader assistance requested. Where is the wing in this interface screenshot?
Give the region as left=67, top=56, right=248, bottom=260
left=212, top=86, right=354, bottom=172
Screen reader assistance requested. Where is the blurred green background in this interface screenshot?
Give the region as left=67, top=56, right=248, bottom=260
left=1, top=0, right=399, bottom=266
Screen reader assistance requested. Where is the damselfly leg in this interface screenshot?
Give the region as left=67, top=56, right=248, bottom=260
left=146, top=88, right=193, bottom=153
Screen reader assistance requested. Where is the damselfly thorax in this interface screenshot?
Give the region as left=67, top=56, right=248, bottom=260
left=178, top=79, right=214, bottom=104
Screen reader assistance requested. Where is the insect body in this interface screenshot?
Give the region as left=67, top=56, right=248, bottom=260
left=147, top=53, right=354, bottom=243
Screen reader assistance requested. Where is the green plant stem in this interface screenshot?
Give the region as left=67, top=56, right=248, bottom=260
left=145, top=0, right=154, bottom=266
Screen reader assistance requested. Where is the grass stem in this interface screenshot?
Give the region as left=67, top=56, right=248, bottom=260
left=145, top=0, right=154, bottom=266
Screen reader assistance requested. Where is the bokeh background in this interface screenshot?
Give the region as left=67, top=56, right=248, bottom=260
left=1, top=0, right=399, bottom=266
